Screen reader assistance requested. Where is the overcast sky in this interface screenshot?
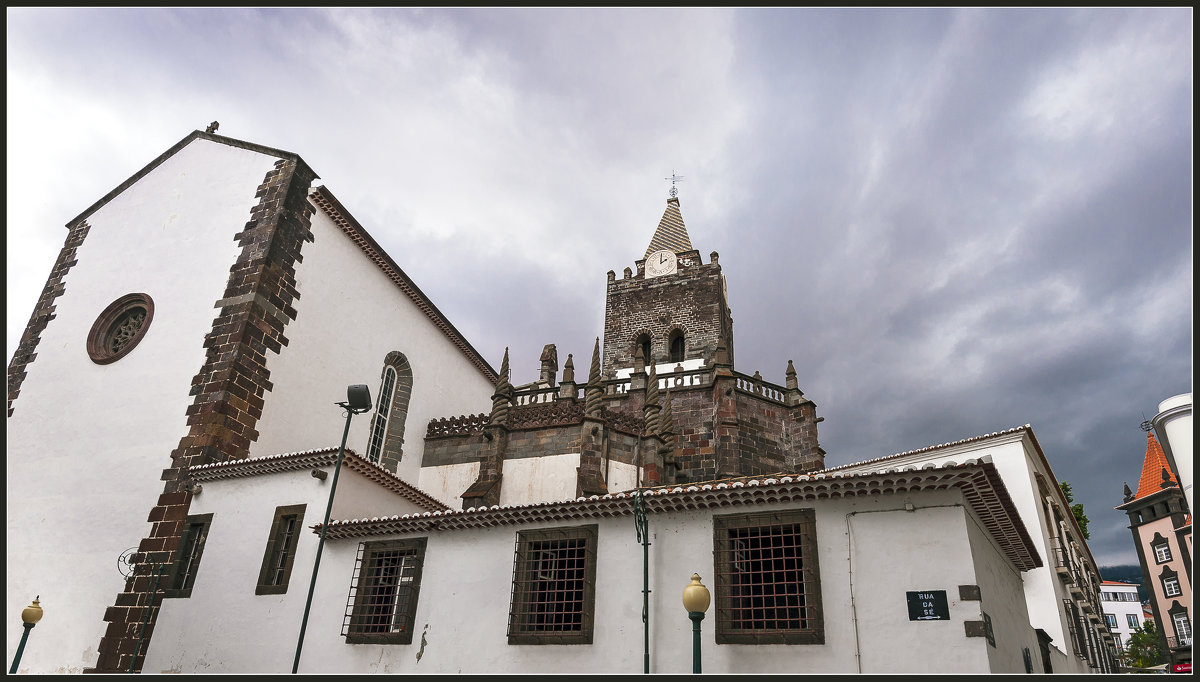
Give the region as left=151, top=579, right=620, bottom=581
left=6, top=8, right=1192, bottom=567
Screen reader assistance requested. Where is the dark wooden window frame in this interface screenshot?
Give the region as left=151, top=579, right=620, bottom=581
left=713, top=508, right=824, bottom=645
left=343, top=538, right=428, bottom=645
left=164, top=513, right=214, bottom=599
left=255, top=504, right=307, bottom=595
left=507, top=524, right=598, bottom=645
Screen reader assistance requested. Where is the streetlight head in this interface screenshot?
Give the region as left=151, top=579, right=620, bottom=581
left=344, top=384, right=372, bottom=413
left=682, top=573, right=711, bottom=614
left=21, top=597, right=43, bottom=625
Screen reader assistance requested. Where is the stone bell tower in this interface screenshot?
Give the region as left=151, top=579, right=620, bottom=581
left=602, top=195, right=734, bottom=374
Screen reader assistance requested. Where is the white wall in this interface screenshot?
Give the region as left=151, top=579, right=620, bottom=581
left=252, top=206, right=493, bottom=488
left=6, top=140, right=281, bottom=674
left=140, top=483, right=1035, bottom=674
left=143, top=463, right=428, bottom=673
left=1156, top=393, right=1192, bottom=512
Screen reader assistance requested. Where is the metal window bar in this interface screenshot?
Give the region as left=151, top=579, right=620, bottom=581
left=343, top=540, right=424, bottom=642
left=175, top=521, right=208, bottom=590
left=366, top=366, right=397, bottom=463
left=714, top=510, right=821, bottom=643
left=268, top=515, right=299, bottom=586
left=508, top=526, right=597, bottom=641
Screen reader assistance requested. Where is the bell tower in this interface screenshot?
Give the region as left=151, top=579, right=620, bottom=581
left=602, top=195, right=734, bottom=374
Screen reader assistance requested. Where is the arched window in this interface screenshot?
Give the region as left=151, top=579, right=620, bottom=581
left=636, top=334, right=652, bottom=368
left=669, top=330, right=685, bottom=363
left=365, top=352, right=413, bottom=472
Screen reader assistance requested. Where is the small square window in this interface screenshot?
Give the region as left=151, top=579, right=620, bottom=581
left=1105, top=613, right=1117, bottom=629
left=507, top=525, right=598, bottom=645
left=343, top=538, right=427, bottom=644
left=256, top=504, right=306, bottom=595
left=1163, top=576, right=1181, bottom=597
left=713, top=509, right=823, bottom=645
left=164, top=513, right=214, bottom=598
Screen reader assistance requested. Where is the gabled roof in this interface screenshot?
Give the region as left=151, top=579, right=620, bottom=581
left=1134, top=432, right=1178, bottom=500
left=67, top=129, right=311, bottom=229
left=319, top=457, right=1043, bottom=572
left=643, top=196, right=694, bottom=259
left=309, top=186, right=498, bottom=384
left=188, top=447, right=451, bottom=513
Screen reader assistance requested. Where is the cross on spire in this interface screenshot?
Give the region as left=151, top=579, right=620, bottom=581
left=665, top=171, right=684, bottom=198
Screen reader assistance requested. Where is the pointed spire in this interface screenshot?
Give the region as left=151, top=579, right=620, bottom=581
left=643, top=196, right=694, bottom=260
left=562, top=353, right=575, bottom=384
left=584, top=338, right=603, bottom=417
left=786, top=360, right=798, bottom=390
left=634, top=342, right=646, bottom=374
left=1134, top=431, right=1177, bottom=500
left=489, top=347, right=513, bottom=426
left=644, top=363, right=660, bottom=436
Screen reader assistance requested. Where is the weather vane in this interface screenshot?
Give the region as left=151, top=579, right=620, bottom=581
left=665, top=171, right=684, bottom=198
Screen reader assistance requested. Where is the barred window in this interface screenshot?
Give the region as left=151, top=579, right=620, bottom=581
left=508, top=525, right=598, bottom=644
left=165, top=513, right=213, bottom=598
left=343, top=538, right=427, bottom=644
left=256, top=504, right=306, bottom=595
left=713, top=509, right=823, bottom=644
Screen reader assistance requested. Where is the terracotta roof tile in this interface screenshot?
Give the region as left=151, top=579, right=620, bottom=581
left=1135, top=432, right=1178, bottom=500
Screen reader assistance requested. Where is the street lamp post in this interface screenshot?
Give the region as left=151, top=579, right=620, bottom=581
left=292, top=384, right=372, bottom=674
left=681, top=573, right=711, bottom=674
left=9, top=597, right=44, bottom=674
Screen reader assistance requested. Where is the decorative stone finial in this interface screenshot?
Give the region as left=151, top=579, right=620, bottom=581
left=1122, top=482, right=1133, bottom=503
left=644, top=362, right=660, bottom=436
left=205, top=121, right=219, bottom=134
left=634, top=342, right=646, bottom=374
left=786, top=360, right=798, bottom=390
left=539, top=343, right=558, bottom=386
left=1161, top=467, right=1174, bottom=488
left=489, top=347, right=513, bottom=426
left=562, top=354, right=575, bottom=384
left=584, top=338, right=603, bottom=417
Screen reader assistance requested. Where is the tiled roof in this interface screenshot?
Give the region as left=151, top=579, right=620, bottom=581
left=320, top=457, right=1043, bottom=572
left=188, top=447, right=451, bottom=512
left=1134, top=432, right=1178, bottom=500
left=643, top=197, right=694, bottom=259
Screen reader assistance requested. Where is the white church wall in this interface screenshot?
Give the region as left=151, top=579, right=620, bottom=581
left=6, top=140, right=284, bottom=673
left=251, top=206, right=493, bottom=490
left=417, top=461, right=480, bottom=506
left=497, top=453, right=581, bottom=506
left=605, top=460, right=640, bottom=494
left=141, top=481, right=1032, bottom=674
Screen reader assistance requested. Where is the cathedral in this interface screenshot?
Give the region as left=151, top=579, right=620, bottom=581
left=7, top=129, right=1116, bottom=674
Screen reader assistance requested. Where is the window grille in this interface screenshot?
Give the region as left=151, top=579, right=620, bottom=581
left=1154, top=542, right=1172, bottom=563
left=366, top=366, right=397, bottom=463
left=166, top=514, right=213, bottom=598
left=507, top=525, right=598, bottom=644
left=343, top=538, right=426, bottom=644
left=256, top=504, right=306, bottom=595
left=713, top=509, right=823, bottom=644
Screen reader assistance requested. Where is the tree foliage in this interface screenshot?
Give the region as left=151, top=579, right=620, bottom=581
left=1059, top=480, right=1091, bottom=539
left=1124, top=620, right=1166, bottom=669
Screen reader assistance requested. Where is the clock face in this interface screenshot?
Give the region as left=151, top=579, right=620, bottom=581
left=645, top=249, right=677, bottom=278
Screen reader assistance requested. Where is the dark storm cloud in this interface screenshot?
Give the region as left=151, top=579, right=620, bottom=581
left=6, top=7, right=1190, bottom=567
